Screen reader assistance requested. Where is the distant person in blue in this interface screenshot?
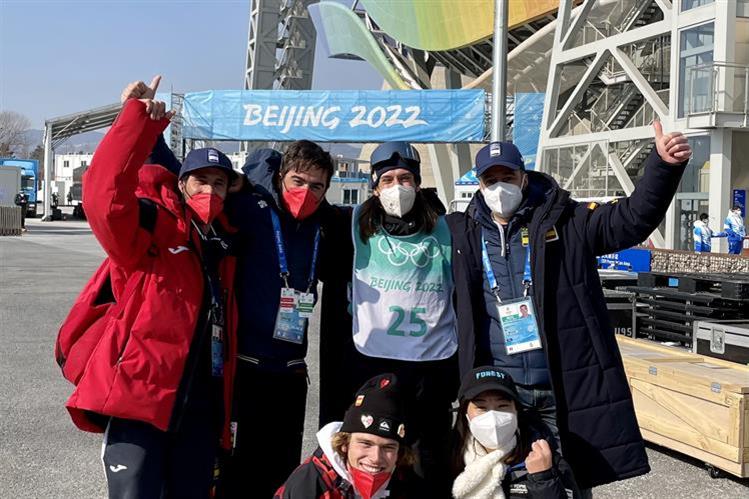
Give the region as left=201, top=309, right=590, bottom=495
left=692, top=213, right=726, bottom=253
left=724, top=205, right=747, bottom=255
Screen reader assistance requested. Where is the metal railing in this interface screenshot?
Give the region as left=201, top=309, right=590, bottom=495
left=571, top=0, right=658, bottom=47
left=687, top=62, right=749, bottom=124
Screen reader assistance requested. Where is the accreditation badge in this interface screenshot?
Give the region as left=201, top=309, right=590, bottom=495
left=273, top=288, right=307, bottom=344
left=496, top=296, right=542, bottom=355
left=297, top=292, right=315, bottom=318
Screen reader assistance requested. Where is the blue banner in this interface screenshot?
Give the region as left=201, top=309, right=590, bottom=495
left=597, top=248, right=652, bottom=272
left=733, top=189, right=746, bottom=217
left=512, top=93, right=544, bottom=170
left=182, top=89, right=486, bottom=142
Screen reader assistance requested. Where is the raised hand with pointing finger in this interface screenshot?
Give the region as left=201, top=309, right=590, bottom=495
left=653, top=120, right=692, bottom=164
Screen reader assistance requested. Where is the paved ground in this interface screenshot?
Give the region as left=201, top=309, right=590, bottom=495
left=1, top=218, right=748, bottom=498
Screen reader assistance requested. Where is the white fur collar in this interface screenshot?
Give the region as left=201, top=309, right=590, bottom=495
left=452, top=437, right=512, bottom=499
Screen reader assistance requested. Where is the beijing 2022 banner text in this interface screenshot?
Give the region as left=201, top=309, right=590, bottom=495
left=181, top=89, right=486, bottom=143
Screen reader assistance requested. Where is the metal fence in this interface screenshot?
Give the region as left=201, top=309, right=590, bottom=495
left=0, top=206, right=22, bottom=236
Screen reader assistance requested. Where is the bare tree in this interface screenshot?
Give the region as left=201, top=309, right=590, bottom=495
left=0, top=111, right=32, bottom=157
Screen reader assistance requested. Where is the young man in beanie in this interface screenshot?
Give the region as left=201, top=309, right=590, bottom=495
left=447, top=122, right=692, bottom=492
left=59, top=77, right=240, bottom=498
left=275, top=373, right=422, bottom=499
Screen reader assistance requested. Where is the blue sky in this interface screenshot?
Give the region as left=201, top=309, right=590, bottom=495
left=0, top=0, right=383, bottom=128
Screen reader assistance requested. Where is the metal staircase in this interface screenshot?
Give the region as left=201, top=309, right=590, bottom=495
left=620, top=0, right=660, bottom=32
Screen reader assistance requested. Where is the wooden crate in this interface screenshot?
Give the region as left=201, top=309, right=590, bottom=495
left=617, top=336, right=749, bottom=478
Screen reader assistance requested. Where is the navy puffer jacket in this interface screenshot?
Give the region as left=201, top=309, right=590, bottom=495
left=447, top=149, right=687, bottom=488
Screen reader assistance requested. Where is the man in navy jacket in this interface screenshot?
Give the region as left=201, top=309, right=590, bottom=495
left=446, top=122, right=691, bottom=491
left=222, top=142, right=340, bottom=497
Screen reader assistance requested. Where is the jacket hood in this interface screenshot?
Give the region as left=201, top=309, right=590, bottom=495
left=469, top=170, right=561, bottom=231
left=317, top=422, right=351, bottom=482
left=135, top=163, right=183, bottom=216
left=242, top=148, right=284, bottom=209
left=694, top=219, right=707, bottom=228
left=727, top=212, right=743, bottom=222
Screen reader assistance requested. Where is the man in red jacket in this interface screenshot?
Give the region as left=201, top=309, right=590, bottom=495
left=62, top=77, right=239, bottom=498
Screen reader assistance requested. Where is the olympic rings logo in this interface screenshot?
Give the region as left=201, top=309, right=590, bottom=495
left=376, top=236, right=442, bottom=267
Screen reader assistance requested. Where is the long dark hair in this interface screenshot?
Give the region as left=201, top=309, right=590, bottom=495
left=448, top=399, right=533, bottom=479
left=357, top=190, right=439, bottom=242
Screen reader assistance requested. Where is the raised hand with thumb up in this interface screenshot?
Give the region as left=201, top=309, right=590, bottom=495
left=653, top=120, right=692, bottom=165
left=121, top=75, right=162, bottom=104
left=120, top=75, right=174, bottom=121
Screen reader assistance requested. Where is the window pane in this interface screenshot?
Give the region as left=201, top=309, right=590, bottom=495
left=679, top=23, right=714, bottom=117
left=682, top=0, right=714, bottom=11
left=678, top=136, right=711, bottom=194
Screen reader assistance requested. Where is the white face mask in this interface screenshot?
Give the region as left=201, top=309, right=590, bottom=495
left=467, top=410, right=518, bottom=451
left=482, top=181, right=523, bottom=219
left=379, top=184, right=416, bottom=218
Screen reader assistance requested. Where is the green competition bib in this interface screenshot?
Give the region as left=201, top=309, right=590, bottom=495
left=351, top=210, right=457, bottom=361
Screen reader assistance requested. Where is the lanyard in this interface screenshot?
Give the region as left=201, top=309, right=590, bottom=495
left=480, top=233, right=532, bottom=302
left=270, top=209, right=321, bottom=292
left=189, top=219, right=226, bottom=324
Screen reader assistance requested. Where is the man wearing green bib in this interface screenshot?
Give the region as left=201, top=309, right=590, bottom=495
left=348, top=141, right=459, bottom=498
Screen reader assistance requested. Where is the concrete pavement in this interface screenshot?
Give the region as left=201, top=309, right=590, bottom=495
left=0, top=218, right=747, bottom=498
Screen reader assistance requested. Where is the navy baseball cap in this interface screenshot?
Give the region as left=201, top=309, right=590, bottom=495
left=475, top=142, right=524, bottom=177
left=179, top=148, right=237, bottom=180
left=458, top=366, right=520, bottom=403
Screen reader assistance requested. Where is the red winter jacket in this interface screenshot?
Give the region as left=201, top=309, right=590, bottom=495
left=63, top=100, right=237, bottom=448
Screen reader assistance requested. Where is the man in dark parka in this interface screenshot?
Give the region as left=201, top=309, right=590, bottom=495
left=446, top=122, right=692, bottom=490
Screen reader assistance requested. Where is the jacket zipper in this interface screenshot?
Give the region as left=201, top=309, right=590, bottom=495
left=170, top=246, right=212, bottom=433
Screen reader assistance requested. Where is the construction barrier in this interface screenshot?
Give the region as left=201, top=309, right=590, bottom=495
left=0, top=206, right=22, bottom=236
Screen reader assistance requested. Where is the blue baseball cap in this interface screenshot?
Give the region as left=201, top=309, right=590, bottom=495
left=179, top=147, right=237, bottom=180
left=475, top=142, right=524, bottom=177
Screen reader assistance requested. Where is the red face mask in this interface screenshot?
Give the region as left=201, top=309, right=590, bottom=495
left=186, top=192, right=224, bottom=225
left=348, top=466, right=392, bottom=499
left=282, top=186, right=320, bottom=220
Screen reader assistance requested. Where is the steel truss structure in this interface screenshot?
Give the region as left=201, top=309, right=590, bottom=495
left=538, top=0, right=674, bottom=247
left=240, top=0, right=317, bottom=152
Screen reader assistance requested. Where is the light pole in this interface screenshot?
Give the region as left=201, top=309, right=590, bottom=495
left=491, top=0, right=509, bottom=142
